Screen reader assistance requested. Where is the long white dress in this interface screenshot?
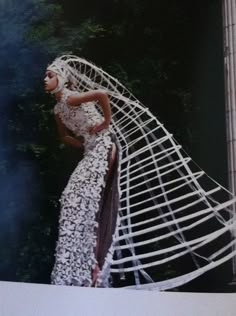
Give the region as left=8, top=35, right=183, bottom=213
left=51, top=88, right=118, bottom=286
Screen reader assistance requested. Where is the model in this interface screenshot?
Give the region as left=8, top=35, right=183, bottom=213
left=45, top=55, right=236, bottom=290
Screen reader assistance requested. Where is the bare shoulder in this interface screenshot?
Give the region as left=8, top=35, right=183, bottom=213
left=66, top=90, right=108, bottom=107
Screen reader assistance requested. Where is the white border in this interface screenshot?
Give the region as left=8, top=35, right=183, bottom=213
left=0, top=281, right=236, bottom=316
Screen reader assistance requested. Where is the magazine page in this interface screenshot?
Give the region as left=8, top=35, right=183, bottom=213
left=0, top=0, right=235, bottom=314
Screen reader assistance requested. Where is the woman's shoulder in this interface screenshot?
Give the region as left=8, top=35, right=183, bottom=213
left=63, top=88, right=79, bottom=100
left=53, top=89, right=77, bottom=113
left=66, top=90, right=106, bottom=107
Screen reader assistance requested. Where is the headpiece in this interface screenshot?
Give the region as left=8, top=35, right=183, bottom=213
left=46, top=55, right=112, bottom=95
left=47, top=57, right=75, bottom=93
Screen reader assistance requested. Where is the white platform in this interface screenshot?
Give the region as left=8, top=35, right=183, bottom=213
left=0, top=281, right=236, bottom=316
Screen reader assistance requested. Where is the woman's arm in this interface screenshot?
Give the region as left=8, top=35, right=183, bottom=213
left=54, top=114, right=83, bottom=148
left=66, top=90, right=111, bottom=134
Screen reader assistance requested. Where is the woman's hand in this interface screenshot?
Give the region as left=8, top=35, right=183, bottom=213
left=62, top=135, right=84, bottom=148
left=88, top=121, right=109, bottom=135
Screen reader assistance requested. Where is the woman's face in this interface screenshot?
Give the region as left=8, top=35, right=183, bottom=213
left=44, top=70, right=58, bottom=92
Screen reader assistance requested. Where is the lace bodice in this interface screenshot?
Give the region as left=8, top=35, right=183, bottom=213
left=54, top=88, right=111, bottom=152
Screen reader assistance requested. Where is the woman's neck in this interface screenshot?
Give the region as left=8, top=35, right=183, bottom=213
left=54, top=89, right=64, bottom=101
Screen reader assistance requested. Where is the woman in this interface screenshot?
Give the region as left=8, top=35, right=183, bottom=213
left=45, top=57, right=119, bottom=287
left=44, top=55, right=236, bottom=291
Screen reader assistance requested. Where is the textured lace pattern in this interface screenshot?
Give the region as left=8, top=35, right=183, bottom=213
left=51, top=89, right=113, bottom=286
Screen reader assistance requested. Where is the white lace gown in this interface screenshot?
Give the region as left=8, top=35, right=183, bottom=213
left=51, top=88, right=116, bottom=286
